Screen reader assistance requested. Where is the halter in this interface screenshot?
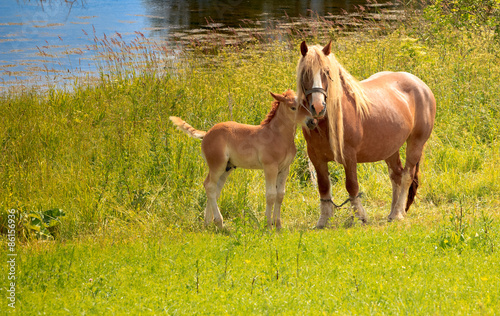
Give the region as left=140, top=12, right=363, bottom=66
left=304, top=87, right=327, bottom=99
left=302, top=85, right=328, bottom=117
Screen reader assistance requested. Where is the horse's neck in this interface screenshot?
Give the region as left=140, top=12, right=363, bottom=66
left=265, top=109, right=296, bottom=142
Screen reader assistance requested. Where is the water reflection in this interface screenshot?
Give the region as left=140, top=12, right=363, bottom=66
left=142, top=0, right=367, bottom=35
left=0, top=0, right=375, bottom=90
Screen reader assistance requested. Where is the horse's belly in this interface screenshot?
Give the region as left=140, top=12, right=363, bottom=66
left=229, top=154, right=263, bottom=169
left=356, top=142, right=406, bottom=163
left=356, top=121, right=412, bottom=163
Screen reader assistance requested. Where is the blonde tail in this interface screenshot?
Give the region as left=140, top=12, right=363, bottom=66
left=169, top=116, right=206, bottom=140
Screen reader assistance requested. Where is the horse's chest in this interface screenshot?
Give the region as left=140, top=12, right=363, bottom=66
left=281, top=149, right=296, bottom=167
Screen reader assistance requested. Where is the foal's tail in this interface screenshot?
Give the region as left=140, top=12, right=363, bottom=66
left=405, top=161, right=420, bottom=212
left=169, top=116, right=206, bottom=140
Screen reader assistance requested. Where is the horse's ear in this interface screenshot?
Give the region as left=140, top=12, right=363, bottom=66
left=270, top=92, right=285, bottom=102
left=300, top=41, right=308, bottom=57
left=322, top=40, right=332, bottom=56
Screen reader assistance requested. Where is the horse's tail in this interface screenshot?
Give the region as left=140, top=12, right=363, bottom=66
left=169, top=116, right=206, bottom=140
left=405, top=161, right=420, bottom=212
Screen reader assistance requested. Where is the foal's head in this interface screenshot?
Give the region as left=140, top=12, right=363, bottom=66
left=267, top=89, right=309, bottom=127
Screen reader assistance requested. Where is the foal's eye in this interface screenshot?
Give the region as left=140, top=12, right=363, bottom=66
left=291, top=106, right=297, bottom=111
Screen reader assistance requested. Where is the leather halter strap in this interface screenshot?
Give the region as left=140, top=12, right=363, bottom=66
left=320, top=192, right=364, bottom=208
left=304, top=87, right=327, bottom=98
left=302, top=86, right=327, bottom=117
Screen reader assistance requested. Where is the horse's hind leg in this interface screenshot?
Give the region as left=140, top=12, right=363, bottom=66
left=385, top=152, right=404, bottom=220
left=216, top=169, right=233, bottom=200
left=203, top=167, right=226, bottom=229
left=388, top=141, right=424, bottom=221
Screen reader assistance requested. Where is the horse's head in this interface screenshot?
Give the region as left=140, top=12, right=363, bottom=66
left=270, top=89, right=311, bottom=128
left=297, top=41, right=333, bottom=124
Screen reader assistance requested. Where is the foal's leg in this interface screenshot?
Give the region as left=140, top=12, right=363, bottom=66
left=344, top=160, right=368, bottom=223
left=385, top=152, right=404, bottom=220
left=311, top=158, right=334, bottom=229
left=203, top=167, right=226, bottom=229
left=216, top=169, right=233, bottom=200
left=273, top=166, right=290, bottom=230
left=263, top=164, right=279, bottom=229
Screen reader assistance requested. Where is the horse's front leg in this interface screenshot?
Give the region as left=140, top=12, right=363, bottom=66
left=311, top=158, right=334, bottom=229
left=344, top=160, right=368, bottom=224
left=263, top=165, right=279, bottom=229
left=273, top=166, right=290, bottom=230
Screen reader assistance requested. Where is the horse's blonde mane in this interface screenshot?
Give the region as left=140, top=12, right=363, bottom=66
left=296, top=45, right=370, bottom=163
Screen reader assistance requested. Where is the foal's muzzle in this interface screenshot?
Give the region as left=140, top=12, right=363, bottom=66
left=306, top=118, right=318, bottom=130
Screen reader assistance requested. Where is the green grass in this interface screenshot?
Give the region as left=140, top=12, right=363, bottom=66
left=4, top=220, right=500, bottom=314
left=1, top=3, right=500, bottom=314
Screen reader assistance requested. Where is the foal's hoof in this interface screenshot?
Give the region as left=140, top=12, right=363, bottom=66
left=387, top=214, right=404, bottom=222
left=214, top=222, right=224, bottom=230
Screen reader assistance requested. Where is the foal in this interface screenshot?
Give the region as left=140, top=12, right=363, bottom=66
left=170, top=90, right=309, bottom=229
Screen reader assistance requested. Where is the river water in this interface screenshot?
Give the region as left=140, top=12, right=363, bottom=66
left=0, top=0, right=386, bottom=90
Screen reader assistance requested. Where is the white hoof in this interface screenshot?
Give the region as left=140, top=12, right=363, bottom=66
left=388, top=213, right=404, bottom=222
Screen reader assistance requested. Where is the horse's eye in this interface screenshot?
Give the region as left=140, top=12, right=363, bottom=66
left=291, top=107, right=297, bottom=111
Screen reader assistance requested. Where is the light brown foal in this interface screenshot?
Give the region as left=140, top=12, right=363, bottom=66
left=170, top=90, right=309, bottom=229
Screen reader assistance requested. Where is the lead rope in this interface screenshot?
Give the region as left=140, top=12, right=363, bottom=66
left=320, top=192, right=364, bottom=208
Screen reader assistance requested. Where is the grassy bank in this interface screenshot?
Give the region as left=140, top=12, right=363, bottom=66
left=1, top=22, right=499, bottom=237
left=1, top=2, right=500, bottom=314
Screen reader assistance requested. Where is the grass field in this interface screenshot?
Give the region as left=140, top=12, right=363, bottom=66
left=1, top=2, right=500, bottom=314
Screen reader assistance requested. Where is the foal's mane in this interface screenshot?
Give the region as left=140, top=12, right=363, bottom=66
left=296, top=45, right=371, bottom=163
left=260, top=100, right=280, bottom=125
left=260, top=90, right=294, bottom=125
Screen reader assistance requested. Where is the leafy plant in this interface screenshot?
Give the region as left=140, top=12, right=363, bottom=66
left=24, top=208, right=66, bottom=240
left=437, top=203, right=470, bottom=250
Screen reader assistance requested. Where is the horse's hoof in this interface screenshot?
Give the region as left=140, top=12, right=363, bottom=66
left=214, top=219, right=224, bottom=230
left=387, top=214, right=404, bottom=222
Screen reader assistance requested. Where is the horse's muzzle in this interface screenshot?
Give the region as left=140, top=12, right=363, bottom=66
left=310, top=101, right=326, bottom=119
left=306, top=118, right=318, bottom=130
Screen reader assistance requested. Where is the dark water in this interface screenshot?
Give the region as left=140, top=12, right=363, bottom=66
left=0, top=0, right=379, bottom=90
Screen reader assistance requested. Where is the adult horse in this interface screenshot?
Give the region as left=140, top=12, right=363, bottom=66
left=297, top=41, right=436, bottom=227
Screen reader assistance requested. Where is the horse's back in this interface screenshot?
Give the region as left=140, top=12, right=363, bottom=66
left=349, top=72, right=435, bottom=162
left=363, top=71, right=435, bottom=107
left=362, top=71, right=435, bottom=123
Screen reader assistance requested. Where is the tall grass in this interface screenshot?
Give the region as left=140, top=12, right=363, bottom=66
left=1, top=3, right=499, bottom=240
left=1, top=3, right=500, bottom=314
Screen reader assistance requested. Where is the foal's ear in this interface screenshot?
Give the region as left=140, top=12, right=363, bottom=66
left=300, top=41, right=308, bottom=57
left=270, top=92, right=285, bottom=102
left=322, top=40, right=332, bottom=56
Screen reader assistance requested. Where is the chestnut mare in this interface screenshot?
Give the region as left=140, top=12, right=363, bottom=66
left=297, top=41, right=436, bottom=227
left=170, top=90, right=309, bottom=229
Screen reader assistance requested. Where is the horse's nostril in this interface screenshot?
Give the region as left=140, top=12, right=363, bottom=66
left=310, top=106, right=316, bottom=116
